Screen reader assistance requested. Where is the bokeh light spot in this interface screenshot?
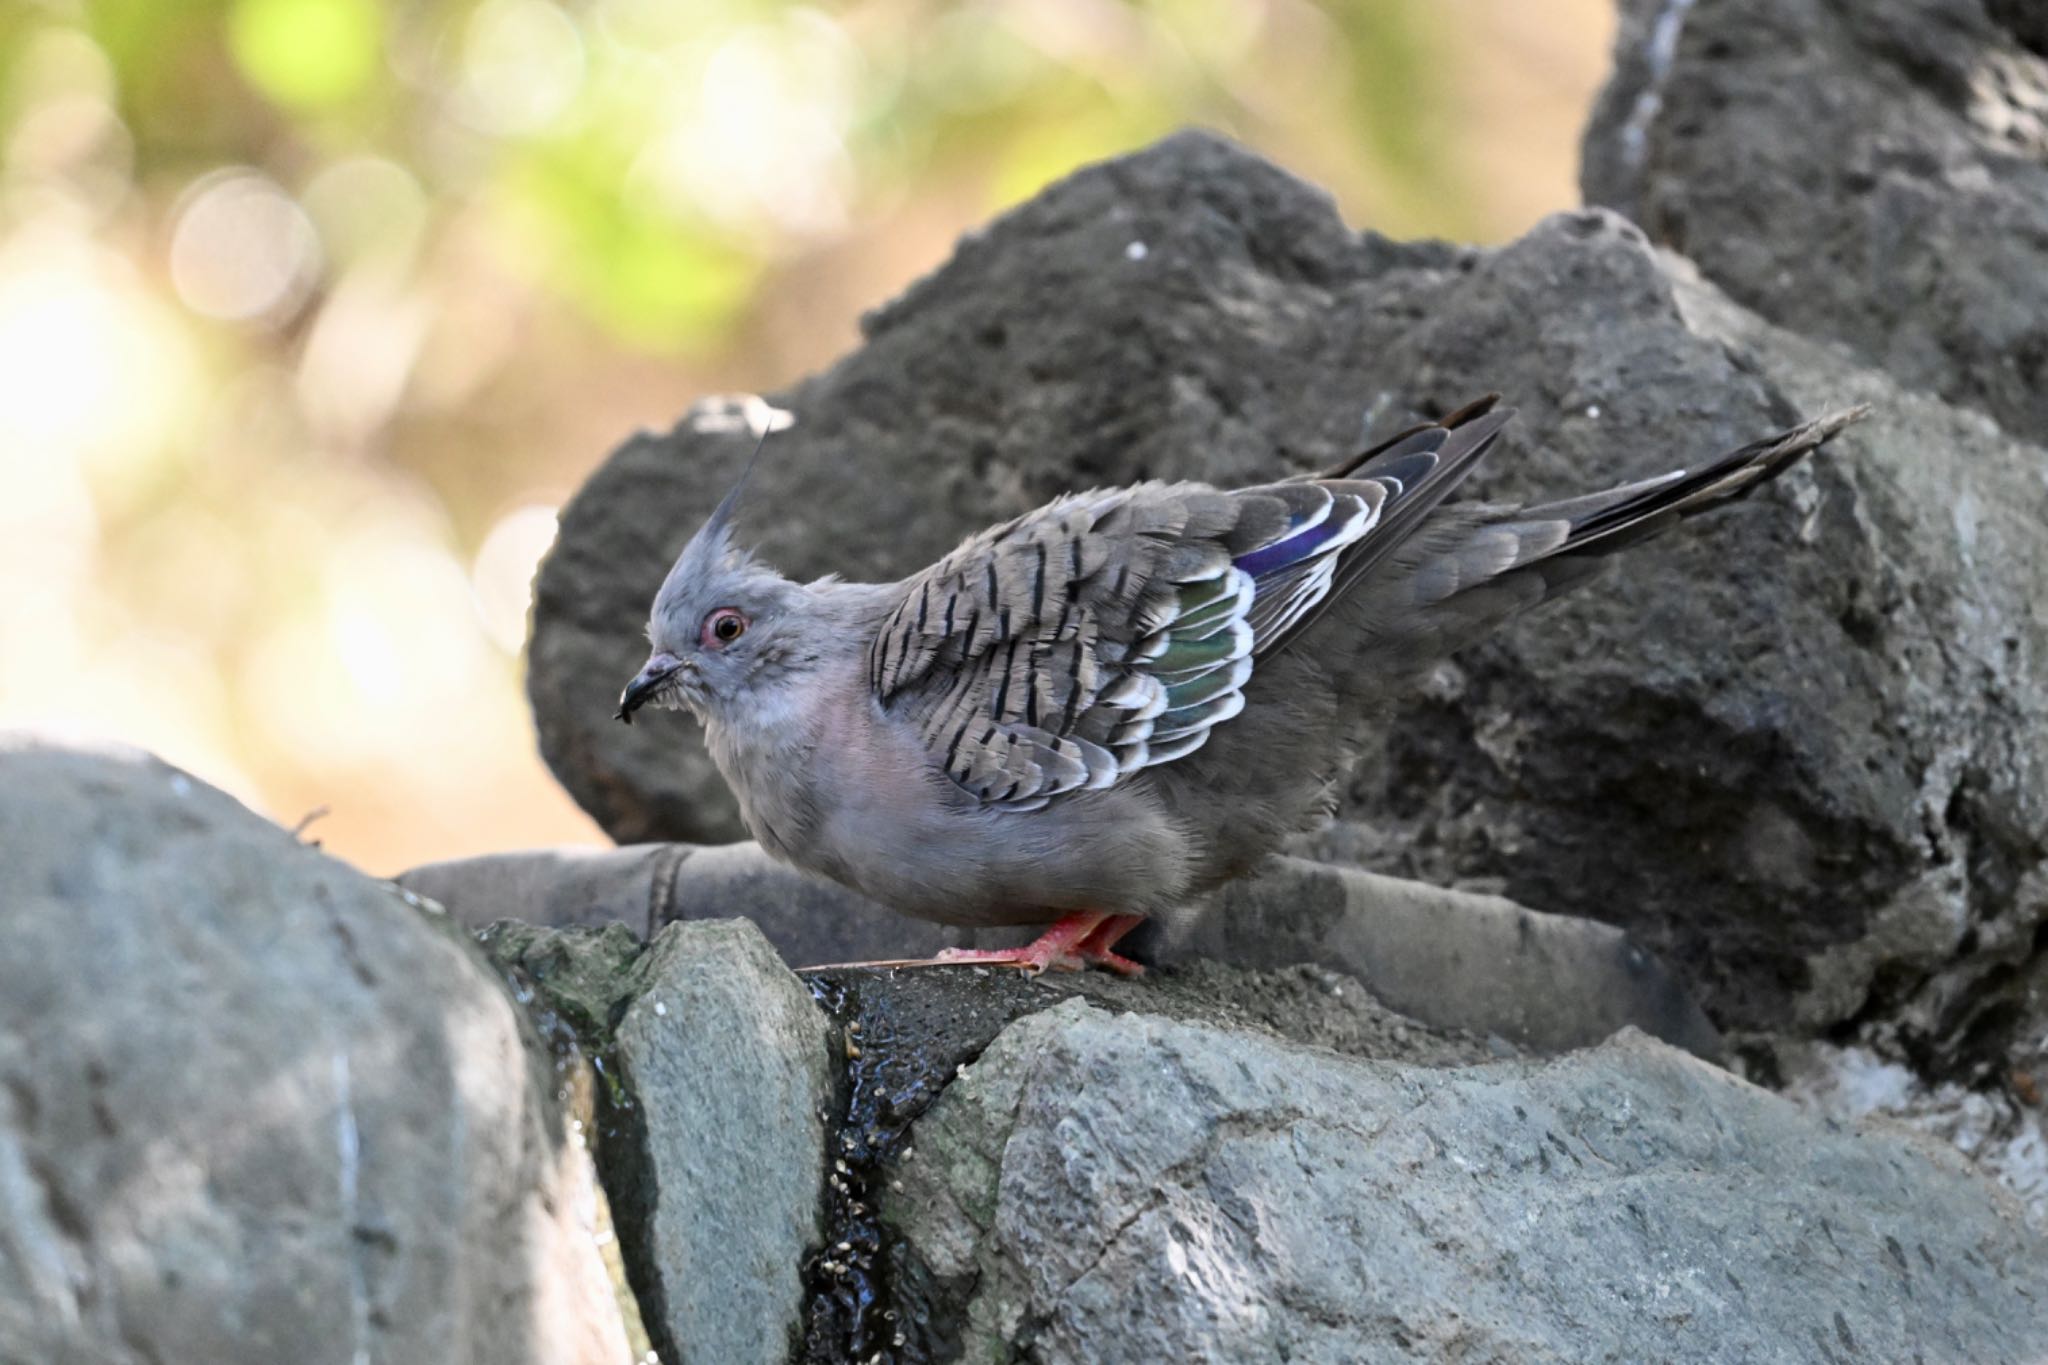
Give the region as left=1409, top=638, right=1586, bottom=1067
left=0, top=235, right=193, bottom=480
left=472, top=505, right=560, bottom=652
left=228, top=0, right=382, bottom=110
left=918, top=10, right=1042, bottom=112
left=457, top=0, right=586, bottom=136
left=169, top=170, right=322, bottom=323
left=301, top=157, right=429, bottom=268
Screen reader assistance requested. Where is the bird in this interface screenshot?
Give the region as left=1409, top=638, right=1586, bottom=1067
left=615, top=396, right=1866, bottom=975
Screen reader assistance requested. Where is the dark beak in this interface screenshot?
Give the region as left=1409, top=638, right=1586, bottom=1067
left=615, top=653, right=684, bottom=724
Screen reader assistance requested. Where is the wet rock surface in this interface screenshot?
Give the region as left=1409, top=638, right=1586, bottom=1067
left=792, top=961, right=1496, bottom=1364
left=477, top=916, right=1506, bottom=1365
left=883, top=1005, right=2048, bottom=1364
left=0, top=738, right=631, bottom=1365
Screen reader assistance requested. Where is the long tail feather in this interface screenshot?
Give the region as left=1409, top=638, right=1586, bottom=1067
left=1317, top=403, right=1870, bottom=679
left=1535, top=405, right=1870, bottom=561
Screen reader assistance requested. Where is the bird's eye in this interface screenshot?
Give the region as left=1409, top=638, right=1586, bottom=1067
left=701, top=607, right=748, bottom=647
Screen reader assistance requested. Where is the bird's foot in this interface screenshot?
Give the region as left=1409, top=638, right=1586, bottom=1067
left=935, top=912, right=1146, bottom=977
left=1069, top=913, right=1147, bottom=976
left=800, top=912, right=1147, bottom=977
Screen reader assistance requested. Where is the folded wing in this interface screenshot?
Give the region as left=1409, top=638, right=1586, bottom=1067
left=870, top=405, right=1513, bottom=810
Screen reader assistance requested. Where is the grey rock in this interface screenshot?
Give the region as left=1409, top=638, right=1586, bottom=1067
left=527, top=132, right=2048, bottom=1050
left=403, top=842, right=1720, bottom=1056
left=1779, top=1031, right=2048, bottom=1229
left=798, top=959, right=1500, bottom=1359
left=402, top=841, right=972, bottom=962
left=406, top=844, right=693, bottom=937
left=1992, top=0, right=2048, bottom=58
left=601, top=919, right=833, bottom=1365
left=0, top=736, right=630, bottom=1365
left=1654, top=259, right=2048, bottom=1066
left=1165, top=854, right=1721, bottom=1058
left=1307, top=214, right=2048, bottom=1044
left=1584, top=0, right=2048, bottom=447
left=1315, top=211, right=2043, bottom=1041
left=886, top=1002, right=2048, bottom=1363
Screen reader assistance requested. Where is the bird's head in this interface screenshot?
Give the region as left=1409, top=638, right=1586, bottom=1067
left=616, top=434, right=806, bottom=726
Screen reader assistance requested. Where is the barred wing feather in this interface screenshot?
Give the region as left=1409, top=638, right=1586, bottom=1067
left=870, top=474, right=1397, bottom=810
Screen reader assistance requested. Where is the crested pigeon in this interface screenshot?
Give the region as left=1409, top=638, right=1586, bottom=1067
left=616, top=396, right=1865, bottom=975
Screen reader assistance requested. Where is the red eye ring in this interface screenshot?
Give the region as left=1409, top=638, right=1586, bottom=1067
left=700, top=607, right=748, bottom=648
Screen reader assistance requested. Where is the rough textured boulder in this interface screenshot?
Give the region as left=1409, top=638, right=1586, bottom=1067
left=0, top=737, right=630, bottom=1365
left=885, top=1001, right=2048, bottom=1363
left=1584, top=0, right=2048, bottom=447
left=407, top=842, right=1720, bottom=1057
left=528, top=132, right=2048, bottom=1055
left=1654, top=265, right=2048, bottom=1073
left=1578, top=0, right=2048, bottom=1242
left=1314, top=210, right=2044, bottom=1046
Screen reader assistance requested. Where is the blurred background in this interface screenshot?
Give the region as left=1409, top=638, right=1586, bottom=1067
left=0, top=0, right=1610, bottom=874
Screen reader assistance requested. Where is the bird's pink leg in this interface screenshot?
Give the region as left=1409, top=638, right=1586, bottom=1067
left=930, top=911, right=1114, bottom=974
left=928, top=910, right=1147, bottom=976
left=800, top=910, right=1150, bottom=976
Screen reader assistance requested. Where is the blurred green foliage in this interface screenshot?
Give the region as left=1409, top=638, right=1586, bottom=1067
left=38, top=0, right=1473, bottom=355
